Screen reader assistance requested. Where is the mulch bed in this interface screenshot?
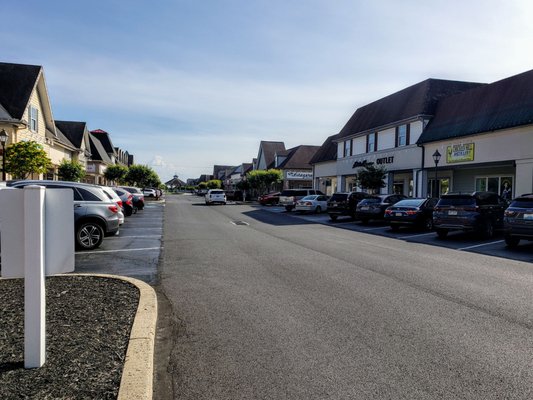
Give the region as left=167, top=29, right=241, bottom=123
left=0, top=275, right=140, bottom=400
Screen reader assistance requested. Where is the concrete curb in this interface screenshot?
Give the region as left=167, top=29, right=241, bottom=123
left=73, top=274, right=157, bottom=400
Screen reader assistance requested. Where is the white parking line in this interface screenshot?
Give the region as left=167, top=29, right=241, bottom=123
left=76, top=246, right=162, bottom=255
left=458, top=240, right=504, bottom=251
left=398, top=232, right=435, bottom=239
left=111, top=235, right=161, bottom=239
left=361, top=226, right=388, bottom=231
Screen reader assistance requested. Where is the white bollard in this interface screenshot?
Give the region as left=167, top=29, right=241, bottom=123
left=23, top=185, right=46, bottom=368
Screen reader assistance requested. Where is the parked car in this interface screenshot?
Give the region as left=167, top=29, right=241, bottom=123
left=384, top=197, right=438, bottom=231
left=119, top=186, right=145, bottom=210
left=8, top=180, right=120, bottom=250
left=295, top=195, right=329, bottom=214
left=259, top=192, right=280, bottom=206
left=196, top=188, right=208, bottom=196
left=112, top=187, right=135, bottom=216
left=279, top=189, right=324, bottom=211
left=355, top=194, right=408, bottom=224
left=327, top=192, right=372, bottom=221
left=503, top=193, right=533, bottom=247
left=226, top=190, right=244, bottom=201
left=205, top=189, right=226, bottom=205
left=433, top=191, right=507, bottom=239
left=101, top=186, right=125, bottom=225
left=142, top=188, right=157, bottom=197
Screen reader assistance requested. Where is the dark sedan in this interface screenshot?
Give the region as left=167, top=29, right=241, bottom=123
left=384, top=198, right=438, bottom=231
left=503, top=193, right=533, bottom=247
left=355, top=194, right=407, bottom=224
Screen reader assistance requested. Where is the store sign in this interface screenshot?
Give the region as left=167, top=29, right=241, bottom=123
left=286, top=171, right=313, bottom=180
left=352, top=156, right=394, bottom=168
left=352, top=160, right=373, bottom=168
left=446, top=143, right=474, bottom=163
left=86, top=164, right=96, bottom=173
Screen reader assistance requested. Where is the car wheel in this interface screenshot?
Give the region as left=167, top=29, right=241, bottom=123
left=436, top=229, right=448, bottom=239
left=482, top=220, right=494, bottom=239
left=315, top=206, right=322, bottom=214
left=360, top=218, right=369, bottom=225
left=423, top=217, right=433, bottom=231
left=390, top=224, right=400, bottom=232
left=329, top=215, right=338, bottom=222
left=76, top=221, right=104, bottom=250
left=124, top=207, right=133, bottom=217
left=285, top=206, right=293, bottom=212
left=504, top=235, right=520, bottom=248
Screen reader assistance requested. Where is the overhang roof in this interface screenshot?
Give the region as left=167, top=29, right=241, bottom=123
left=0, top=62, right=41, bottom=120
left=277, top=145, right=320, bottom=169
left=310, top=133, right=341, bottom=164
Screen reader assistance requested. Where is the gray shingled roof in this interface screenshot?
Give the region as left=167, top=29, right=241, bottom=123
left=310, top=133, right=341, bottom=164
left=417, top=69, right=533, bottom=144
left=0, top=62, right=41, bottom=120
left=259, top=141, right=286, bottom=169
left=338, top=79, right=485, bottom=139
left=89, top=133, right=113, bottom=164
left=277, top=145, right=320, bottom=169
left=55, top=121, right=87, bottom=148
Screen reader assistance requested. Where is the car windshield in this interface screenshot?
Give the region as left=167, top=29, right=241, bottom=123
left=437, top=196, right=475, bottom=206
left=360, top=197, right=381, bottom=204
left=329, top=193, right=348, bottom=202
left=210, top=190, right=224, bottom=194
left=510, top=197, right=533, bottom=208
left=301, top=195, right=318, bottom=201
left=393, top=199, right=425, bottom=207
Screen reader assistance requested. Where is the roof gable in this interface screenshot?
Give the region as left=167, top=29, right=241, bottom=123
left=0, top=62, right=41, bottom=120
left=277, top=145, right=320, bottom=169
left=257, top=141, right=286, bottom=169
left=90, top=129, right=116, bottom=155
left=55, top=121, right=87, bottom=148
left=89, top=133, right=113, bottom=164
left=418, top=69, right=533, bottom=144
left=310, top=133, right=341, bottom=164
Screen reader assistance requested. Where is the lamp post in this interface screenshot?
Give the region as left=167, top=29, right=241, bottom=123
left=0, top=129, right=8, bottom=181
left=432, top=149, right=441, bottom=197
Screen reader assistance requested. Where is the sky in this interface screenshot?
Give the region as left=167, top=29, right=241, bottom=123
left=2, top=0, right=533, bottom=182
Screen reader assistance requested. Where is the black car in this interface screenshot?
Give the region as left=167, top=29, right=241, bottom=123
left=503, top=193, right=533, bottom=247
left=384, top=197, right=438, bottom=231
left=118, top=186, right=145, bottom=210
left=355, top=194, right=407, bottom=224
left=433, top=191, right=507, bottom=239
left=327, top=192, right=372, bottom=221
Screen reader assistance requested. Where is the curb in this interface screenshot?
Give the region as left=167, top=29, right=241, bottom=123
left=73, top=274, right=158, bottom=400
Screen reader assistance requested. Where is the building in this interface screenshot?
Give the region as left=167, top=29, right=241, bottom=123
left=319, top=78, right=484, bottom=196
left=417, top=69, right=533, bottom=198
left=275, top=145, right=320, bottom=189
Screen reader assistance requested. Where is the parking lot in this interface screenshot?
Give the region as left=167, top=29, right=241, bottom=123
left=74, top=200, right=164, bottom=284
left=258, top=204, right=533, bottom=264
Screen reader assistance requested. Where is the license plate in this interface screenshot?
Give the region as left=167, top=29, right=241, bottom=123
left=361, top=206, right=369, bottom=211
left=524, top=214, right=533, bottom=220
left=395, top=212, right=402, bottom=217
left=448, top=210, right=458, bottom=215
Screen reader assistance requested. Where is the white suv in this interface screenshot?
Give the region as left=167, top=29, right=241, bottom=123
left=205, top=189, right=227, bottom=205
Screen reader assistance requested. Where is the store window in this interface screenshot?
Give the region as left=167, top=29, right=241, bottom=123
left=366, top=132, right=376, bottom=153
left=428, top=178, right=450, bottom=197
left=475, top=176, right=513, bottom=200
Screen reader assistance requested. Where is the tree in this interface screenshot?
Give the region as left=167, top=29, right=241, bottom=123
left=206, top=179, right=222, bottom=189
left=124, top=165, right=161, bottom=188
left=355, top=164, right=387, bottom=193
left=57, top=159, right=86, bottom=182
left=104, top=164, right=128, bottom=184
left=198, top=182, right=208, bottom=190
left=5, top=140, right=52, bottom=179
left=246, top=169, right=282, bottom=195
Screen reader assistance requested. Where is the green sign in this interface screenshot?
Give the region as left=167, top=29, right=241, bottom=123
left=446, top=143, right=474, bottom=163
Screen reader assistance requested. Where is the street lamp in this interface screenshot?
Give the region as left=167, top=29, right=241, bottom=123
left=432, top=149, right=441, bottom=197
left=0, top=129, right=8, bottom=181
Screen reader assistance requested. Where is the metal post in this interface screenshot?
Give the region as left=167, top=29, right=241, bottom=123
left=1, top=142, right=5, bottom=181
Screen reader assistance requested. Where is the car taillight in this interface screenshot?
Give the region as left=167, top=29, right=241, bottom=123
left=117, top=200, right=123, bottom=208
left=434, top=206, right=442, bottom=212
left=304, top=202, right=312, bottom=206
left=108, top=205, right=119, bottom=213
left=463, top=206, right=479, bottom=212
left=384, top=209, right=393, bottom=215
left=504, top=210, right=517, bottom=217
left=405, top=210, right=418, bottom=215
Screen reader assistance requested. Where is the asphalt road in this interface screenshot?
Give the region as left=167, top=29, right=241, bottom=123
left=74, top=200, right=163, bottom=284
left=158, top=194, right=533, bottom=400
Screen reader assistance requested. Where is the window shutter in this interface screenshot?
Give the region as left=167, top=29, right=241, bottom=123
left=406, top=124, right=410, bottom=145
left=35, top=108, right=39, bottom=132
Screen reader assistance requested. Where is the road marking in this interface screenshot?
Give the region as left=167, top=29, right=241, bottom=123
left=110, top=235, right=161, bottom=239
left=231, top=220, right=249, bottom=226
left=76, top=246, right=162, bottom=255
left=398, top=232, right=435, bottom=239
left=361, top=226, right=388, bottom=231
left=458, top=240, right=504, bottom=251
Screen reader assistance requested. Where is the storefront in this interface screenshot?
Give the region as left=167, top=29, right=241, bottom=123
left=283, top=170, right=314, bottom=189
left=336, top=145, right=423, bottom=196
left=422, top=127, right=533, bottom=198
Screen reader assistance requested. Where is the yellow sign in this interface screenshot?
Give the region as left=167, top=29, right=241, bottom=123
left=446, top=143, right=474, bottom=163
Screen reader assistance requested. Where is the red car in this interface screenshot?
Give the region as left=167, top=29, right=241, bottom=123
left=259, top=192, right=280, bottom=205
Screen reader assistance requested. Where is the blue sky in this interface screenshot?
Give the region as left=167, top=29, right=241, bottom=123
left=2, top=0, right=533, bottom=181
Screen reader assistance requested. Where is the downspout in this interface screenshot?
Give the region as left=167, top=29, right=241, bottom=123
left=417, top=142, right=425, bottom=198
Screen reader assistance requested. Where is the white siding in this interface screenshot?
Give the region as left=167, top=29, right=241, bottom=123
left=337, top=142, right=344, bottom=158
left=409, top=120, right=424, bottom=143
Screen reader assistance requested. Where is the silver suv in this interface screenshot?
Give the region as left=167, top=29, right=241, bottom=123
left=8, top=180, right=120, bottom=250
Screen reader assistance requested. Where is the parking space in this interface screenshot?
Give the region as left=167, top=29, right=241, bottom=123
left=256, top=204, right=533, bottom=263
left=74, top=201, right=164, bottom=284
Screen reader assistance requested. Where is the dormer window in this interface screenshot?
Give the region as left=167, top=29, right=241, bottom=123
left=29, top=105, right=38, bottom=132
left=366, top=132, right=376, bottom=153
left=396, top=124, right=410, bottom=147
